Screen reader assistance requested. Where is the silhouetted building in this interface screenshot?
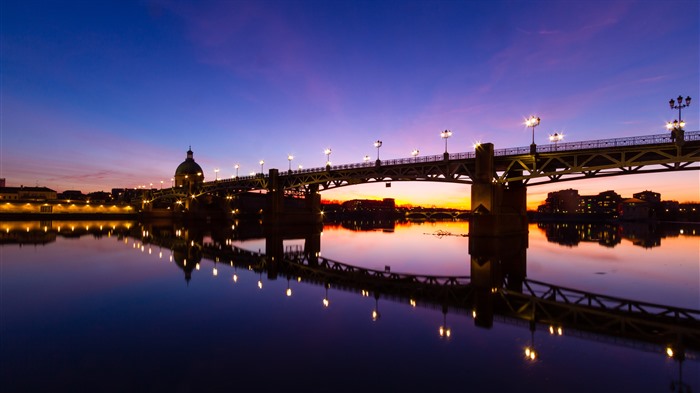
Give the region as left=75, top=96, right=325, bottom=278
left=620, top=198, right=651, bottom=220
left=580, top=190, right=621, bottom=215
left=633, top=190, right=661, bottom=203
left=59, top=190, right=86, bottom=201
left=538, top=189, right=579, bottom=214
left=0, top=185, right=57, bottom=201
left=174, top=147, right=204, bottom=190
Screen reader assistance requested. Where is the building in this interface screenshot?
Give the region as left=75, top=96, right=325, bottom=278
left=579, top=190, right=621, bottom=215
left=174, top=147, right=205, bottom=191
left=0, top=186, right=57, bottom=201
left=538, top=189, right=580, bottom=214
left=633, top=190, right=661, bottom=203
left=619, top=198, right=651, bottom=220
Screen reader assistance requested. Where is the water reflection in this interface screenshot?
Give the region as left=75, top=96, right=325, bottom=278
left=1, top=219, right=698, bottom=391
left=538, top=221, right=699, bottom=248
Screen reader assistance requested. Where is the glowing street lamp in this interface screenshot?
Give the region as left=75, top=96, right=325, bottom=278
left=234, top=164, right=240, bottom=178
left=374, top=140, right=382, bottom=161
left=440, top=129, right=452, bottom=154
left=668, top=95, right=691, bottom=144
left=160, top=180, right=163, bottom=189
left=259, top=160, right=264, bottom=174
left=669, top=95, right=692, bottom=127
left=411, top=149, right=419, bottom=162
left=525, top=116, right=541, bottom=154
left=363, top=155, right=370, bottom=164
left=549, top=132, right=563, bottom=150
left=214, top=168, right=220, bottom=181
left=287, top=154, right=294, bottom=171
left=324, top=148, right=332, bottom=166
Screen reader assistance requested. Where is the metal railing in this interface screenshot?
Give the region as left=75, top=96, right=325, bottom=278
left=203, top=130, right=699, bottom=184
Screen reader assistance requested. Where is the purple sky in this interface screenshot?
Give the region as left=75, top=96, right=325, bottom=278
left=2, top=0, right=698, bottom=207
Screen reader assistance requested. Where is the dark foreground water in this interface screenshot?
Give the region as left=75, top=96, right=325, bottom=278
left=1, top=219, right=698, bottom=392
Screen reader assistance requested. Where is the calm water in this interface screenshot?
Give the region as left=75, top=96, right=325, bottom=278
left=1, top=219, right=698, bottom=392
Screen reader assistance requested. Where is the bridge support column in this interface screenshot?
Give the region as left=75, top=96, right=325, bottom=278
left=470, top=233, right=528, bottom=328
left=470, top=143, right=528, bottom=237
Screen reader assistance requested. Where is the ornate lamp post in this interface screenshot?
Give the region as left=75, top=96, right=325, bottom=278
left=214, top=168, right=220, bottom=181
left=440, top=129, right=452, bottom=159
left=234, top=164, right=239, bottom=178
left=374, top=140, right=382, bottom=163
left=259, top=160, right=264, bottom=174
left=549, top=132, right=563, bottom=151
left=525, top=116, right=541, bottom=154
left=363, top=155, right=370, bottom=164
left=287, top=154, right=294, bottom=172
left=324, top=148, right=332, bottom=166
left=411, top=149, right=419, bottom=162
left=668, top=95, right=691, bottom=144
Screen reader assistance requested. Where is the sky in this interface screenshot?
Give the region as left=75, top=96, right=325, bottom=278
left=1, top=0, right=699, bottom=209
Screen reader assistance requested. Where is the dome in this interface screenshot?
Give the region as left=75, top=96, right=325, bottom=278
left=175, top=148, right=204, bottom=177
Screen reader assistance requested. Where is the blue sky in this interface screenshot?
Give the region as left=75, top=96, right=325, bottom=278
left=2, top=0, right=698, bottom=207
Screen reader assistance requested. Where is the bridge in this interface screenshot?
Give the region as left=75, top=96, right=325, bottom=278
left=145, top=130, right=700, bottom=236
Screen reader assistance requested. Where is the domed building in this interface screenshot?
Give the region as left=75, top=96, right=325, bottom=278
left=174, top=147, right=204, bottom=189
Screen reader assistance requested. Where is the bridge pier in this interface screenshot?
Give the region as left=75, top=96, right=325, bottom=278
left=264, top=169, right=322, bottom=229
left=470, top=143, right=528, bottom=237
left=470, top=233, right=527, bottom=328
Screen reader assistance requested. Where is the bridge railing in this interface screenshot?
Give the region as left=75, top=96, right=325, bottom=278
left=496, top=130, right=699, bottom=156
left=201, top=131, right=699, bottom=186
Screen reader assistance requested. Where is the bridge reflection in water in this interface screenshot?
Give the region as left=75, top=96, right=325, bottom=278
left=124, top=219, right=700, bottom=369
left=3, top=219, right=695, bottom=387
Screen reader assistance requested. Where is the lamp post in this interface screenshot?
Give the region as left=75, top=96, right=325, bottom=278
left=549, top=132, right=563, bottom=151
left=668, top=95, right=691, bottom=144
left=525, top=116, right=541, bottom=154
left=259, top=160, right=264, bottom=174
left=234, top=164, right=239, bottom=178
left=363, top=155, right=370, bottom=164
left=287, top=154, right=294, bottom=172
left=440, top=129, right=452, bottom=155
left=214, top=168, right=220, bottom=181
left=411, top=149, right=419, bottom=162
left=374, top=140, right=382, bottom=162
left=160, top=180, right=163, bottom=189
left=324, top=148, right=332, bottom=166
left=670, top=95, right=692, bottom=125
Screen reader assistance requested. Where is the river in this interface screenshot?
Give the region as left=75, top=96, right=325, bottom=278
left=1, top=219, right=698, bottom=392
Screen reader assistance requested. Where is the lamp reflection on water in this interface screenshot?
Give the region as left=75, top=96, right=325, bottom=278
left=323, top=283, right=330, bottom=307
left=524, top=321, right=537, bottom=361
left=372, top=292, right=381, bottom=321
left=439, top=305, right=451, bottom=338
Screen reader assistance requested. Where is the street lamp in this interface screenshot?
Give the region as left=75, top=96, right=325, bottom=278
left=234, top=164, right=239, bottom=178
left=324, top=148, right=332, bottom=166
left=668, top=95, right=691, bottom=143
left=374, top=140, right=382, bottom=161
left=440, top=129, right=452, bottom=154
left=287, top=154, right=294, bottom=171
left=411, top=149, right=419, bottom=162
left=525, top=116, right=541, bottom=153
left=160, top=180, right=163, bottom=189
left=214, top=168, right=220, bottom=181
left=363, top=155, right=370, bottom=164
left=670, top=95, right=692, bottom=126
left=549, top=132, right=563, bottom=150
left=259, top=160, right=264, bottom=174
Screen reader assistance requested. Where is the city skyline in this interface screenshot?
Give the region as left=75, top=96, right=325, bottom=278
left=2, top=0, right=699, bottom=209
